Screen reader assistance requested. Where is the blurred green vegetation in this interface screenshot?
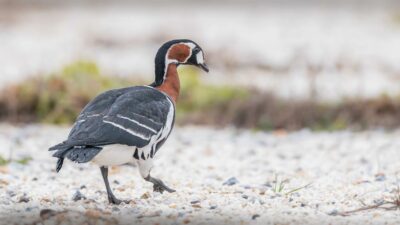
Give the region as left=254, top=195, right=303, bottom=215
left=0, top=155, right=32, bottom=166
left=0, top=61, right=136, bottom=124
left=0, top=61, right=249, bottom=125
left=178, top=66, right=249, bottom=118
left=2, top=61, right=400, bottom=131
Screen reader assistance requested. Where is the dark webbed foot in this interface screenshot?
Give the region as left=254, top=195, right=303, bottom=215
left=145, top=176, right=176, bottom=193
left=108, top=195, right=130, bottom=205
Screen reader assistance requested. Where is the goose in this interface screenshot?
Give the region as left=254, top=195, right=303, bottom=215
left=49, top=39, right=209, bottom=204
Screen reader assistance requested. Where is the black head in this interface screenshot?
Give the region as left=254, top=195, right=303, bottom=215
left=153, top=39, right=208, bottom=86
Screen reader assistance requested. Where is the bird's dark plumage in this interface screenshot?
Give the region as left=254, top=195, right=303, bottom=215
left=49, top=86, right=174, bottom=171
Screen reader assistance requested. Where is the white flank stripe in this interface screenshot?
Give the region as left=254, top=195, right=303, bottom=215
left=116, top=114, right=158, bottom=134
left=87, top=114, right=101, bottom=117
left=103, top=120, right=150, bottom=141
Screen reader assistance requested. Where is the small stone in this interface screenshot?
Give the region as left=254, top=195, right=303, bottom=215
left=0, top=179, right=8, bottom=186
left=375, top=173, right=386, bottom=182
left=141, top=192, right=150, bottom=199
left=117, top=187, right=125, bottom=191
left=41, top=197, right=51, bottom=203
left=80, top=185, right=86, bottom=189
left=85, top=209, right=101, bottom=218
left=190, top=200, right=200, bottom=204
left=374, top=199, right=385, bottom=205
left=18, top=194, right=30, bottom=203
left=137, top=210, right=162, bottom=218
left=209, top=205, right=217, bottom=210
left=249, top=197, right=257, bottom=204
left=95, top=190, right=105, bottom=195
left=223, top=177, right=239, bottom=186
left=113, top=180, right=120, bottom=185
left=263, top=182, right=272, bottom=187
left=0, top=166, right=9, bottom=174
left=242, top=194, right=249, bottom=199
left=83, top=199, right=96, bottom=204
left=360, top=157, right=369, bottom=164
left=252, top=214, right=260, bottom=220
left=40, top=209, right=57, bottom=219
left=328, top=209, right=338, bottom=216
left=72, top=190, right=86, bottom=201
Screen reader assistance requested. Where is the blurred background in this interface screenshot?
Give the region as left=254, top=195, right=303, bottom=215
left=1, top=0, right=400, bottom=130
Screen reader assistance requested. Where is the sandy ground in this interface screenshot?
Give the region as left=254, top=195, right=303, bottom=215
left=0, top=124, right=400, bottom=224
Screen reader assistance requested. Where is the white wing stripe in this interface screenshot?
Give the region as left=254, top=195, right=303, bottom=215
left=116, top=114, right=158, bottom=134
left=103, top=120, right=150, bottom=141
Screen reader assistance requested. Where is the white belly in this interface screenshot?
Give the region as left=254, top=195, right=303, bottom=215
left=92, top=144, right=135, bottom=166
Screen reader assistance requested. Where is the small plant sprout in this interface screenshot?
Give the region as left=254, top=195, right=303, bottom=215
left=271, top=174, right=312, bottom=195
left=285, top=182, right=313, bottom=196
left=273, top=174, right=288, bottom=193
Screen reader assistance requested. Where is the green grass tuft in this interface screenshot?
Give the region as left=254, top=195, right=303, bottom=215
left=0, top=155, right=33, bottom=166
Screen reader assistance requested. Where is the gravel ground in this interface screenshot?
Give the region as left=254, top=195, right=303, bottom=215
left=0, top=124, right=400, bottom=224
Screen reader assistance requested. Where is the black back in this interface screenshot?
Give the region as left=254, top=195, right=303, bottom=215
left=50, top=86, right=174, bottom=150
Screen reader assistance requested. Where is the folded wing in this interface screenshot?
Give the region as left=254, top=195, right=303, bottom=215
left=50, top=86, right=172, bottom=151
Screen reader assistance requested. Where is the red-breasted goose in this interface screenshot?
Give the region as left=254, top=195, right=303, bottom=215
left=49, top=39, right=209, bottom=204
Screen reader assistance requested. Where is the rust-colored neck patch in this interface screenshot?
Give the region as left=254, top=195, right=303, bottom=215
left=167, top=43, right=191, bottom=63
left=156, top=64, right=180, bottom=103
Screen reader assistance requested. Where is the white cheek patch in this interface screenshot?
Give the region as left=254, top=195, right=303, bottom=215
left=196, top=51, right=204, bottom=64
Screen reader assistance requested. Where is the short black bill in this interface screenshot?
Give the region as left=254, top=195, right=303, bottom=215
left=199, top=63, right=209, bottom=73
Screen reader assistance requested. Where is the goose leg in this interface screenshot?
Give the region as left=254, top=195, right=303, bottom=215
left=145, top=175, right=176, bottom=193
left=138, top=160, right=175, bottom=193
left=100, top=166, right=129, bottom=204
